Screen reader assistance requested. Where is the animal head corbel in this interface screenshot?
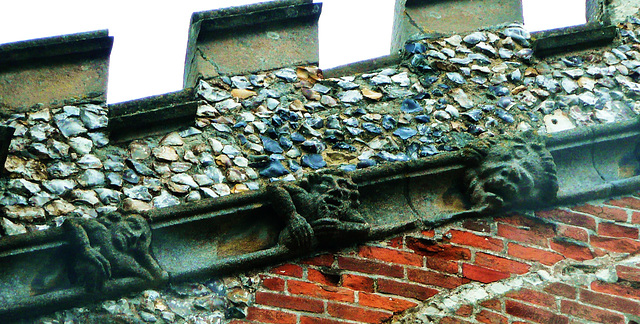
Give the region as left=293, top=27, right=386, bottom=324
left=463, top=132, right=558, bottom=213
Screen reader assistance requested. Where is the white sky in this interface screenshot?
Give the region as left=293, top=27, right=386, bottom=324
left=0, top=0, right=585, bottom=104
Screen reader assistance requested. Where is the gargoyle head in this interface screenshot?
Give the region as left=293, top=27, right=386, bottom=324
left=300, top=169, right=360, bottom=211
left=465, top=132, right=558, bottom=211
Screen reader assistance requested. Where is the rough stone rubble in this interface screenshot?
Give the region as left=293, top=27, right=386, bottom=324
left=5, top=13, right=640, bottom=324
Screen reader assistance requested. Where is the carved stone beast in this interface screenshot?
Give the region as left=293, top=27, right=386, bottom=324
left=268, top=169, right=370, bottom=250
left=64, top=212, right=167, bottom=291
left=464, top=132, right=558, bottom=213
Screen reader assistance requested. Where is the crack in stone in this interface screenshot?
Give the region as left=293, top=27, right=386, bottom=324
left=196, top=48, right=221, bottom=76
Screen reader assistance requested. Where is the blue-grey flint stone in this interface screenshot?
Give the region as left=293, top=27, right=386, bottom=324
left=55, top=118, right=87, bottom=137
left=80, top=106, right=108, bottom=130
left=393, top=127, right=417, bottom=140
left=259, top=160, right=289, bottom=178
left=400, top=99, right=423, bottom=114
left=339, top=90, right=363, bottom=103
left=124, top=185, right=152, bottom=201
left=495, top=109, right=515, bottom=123
left=261, top=136, right=283, bottom=154
left=301, top=154, right=326, bottom=169
left=405, top=42, right=426, bottom=54
left=127, top=160, right=155, bottom=176
left=463, top=32, right=487, bottom=45
left=362, top=123, right=382, bottom=134
left=78, top=169, right=106, bottom=188
left=275, top=68, right=297, bottom=82
left=446, top=72, right=465, bottom=85
left=382, top=115, right=397, bottom=130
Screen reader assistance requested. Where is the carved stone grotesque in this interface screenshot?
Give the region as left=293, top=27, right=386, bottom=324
left=64, top=212, right=167, bottom=291
left=268, top=169, right=369, bottom=250
left=464, top=132, right=558, bottom=213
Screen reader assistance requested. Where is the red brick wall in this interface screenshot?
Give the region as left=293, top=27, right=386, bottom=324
left=230, top=195, right=640, bottom=324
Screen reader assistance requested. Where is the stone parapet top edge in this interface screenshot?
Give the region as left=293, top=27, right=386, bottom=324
left=108, top=88, right=197, bottom=117
left=190, top=0, right=316, bottom=31
left=531, top=22, right=617, bottom=57
left=404, top=0, right=440, bottom=7
left=545, top=117, right=640, bottom=150
left=323, top=54, right=403, bottom=79
left=0, top=30, right=113, bottom=65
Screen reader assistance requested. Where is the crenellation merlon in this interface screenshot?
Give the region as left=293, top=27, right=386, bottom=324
left=0, top=30, right=113, bottom=114
left=183, top=0, right=322, bottom=88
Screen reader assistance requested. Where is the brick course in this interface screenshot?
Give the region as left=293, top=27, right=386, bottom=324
left=237, top=197, right=640, bottom=323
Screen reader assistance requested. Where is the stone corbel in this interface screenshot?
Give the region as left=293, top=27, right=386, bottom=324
left=462, top=132, right=559, bottom=214
left=60, top=212, right=168, bottom=292
left=267, top=169, right=370, bottom=251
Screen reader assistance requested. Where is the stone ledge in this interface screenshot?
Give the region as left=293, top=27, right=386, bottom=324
left=191, top=0, right=319, bottom=33
left=323, top=54, right=403, bottom=79
left=184, top=0, right=322, bottom=87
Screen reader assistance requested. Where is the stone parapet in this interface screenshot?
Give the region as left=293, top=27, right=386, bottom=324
left=0, top=30, right=113, bottom=115
left=183, top=0, right=322, bottom=88
left=391, top=0, right=523, bottom=53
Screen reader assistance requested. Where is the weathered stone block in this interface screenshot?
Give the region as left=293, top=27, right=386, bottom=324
left=0, top=30, right=112, bottom=115
left=183, top=0, right=322, bottom=88
left=391, top=0, right=523, bottom=53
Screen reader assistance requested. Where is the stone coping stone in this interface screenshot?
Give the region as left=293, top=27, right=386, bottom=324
left=532, top=22, right=617, bottom=57
left=323, top=54, right=403, bottom=79
left=0, top=30, right=113, bottom=67
left=190, top=0, right=319, bottom=33
left=108, top=88, right=198, bottom=140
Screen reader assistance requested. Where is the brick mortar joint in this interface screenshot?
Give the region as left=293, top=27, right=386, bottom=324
left=392, top=252, right=640, bottom=323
